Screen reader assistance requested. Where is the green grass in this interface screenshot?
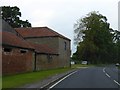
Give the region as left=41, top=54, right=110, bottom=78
left=71, top=63, right=108, bottom=69
left=2, top=68, right=72, bottom=88
left=118, top=66, right=120, bottom=69
left=3, top=64, right=109, bottom=88
left=71, top=64, right=95, bottom=69
left=0, top=76, right=2, bottom=89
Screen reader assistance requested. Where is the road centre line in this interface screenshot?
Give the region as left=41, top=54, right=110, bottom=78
left=103, top=68, right=120, bottom=86
left=103, top=68, right=110, bottom=78
left=105, top=73, right=110, bottom=78
left=103, top=68, right=105, bottom=73
left=114, top=80, right=120, bottom=86
left=49, top=70, right=78, bottom=89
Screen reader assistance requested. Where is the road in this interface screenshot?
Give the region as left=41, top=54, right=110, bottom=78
left=49, top=66, right=120, bottom=89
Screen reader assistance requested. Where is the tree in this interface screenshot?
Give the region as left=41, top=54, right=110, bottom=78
left=71, top=52, right=80, bottom=64
left=1, top=6, right=31, bottom=28
left=73, top=11, right=114, bottom=64
left=113, top=30, right=120, bottom=42
left=113, top=30, right=120, bottom=63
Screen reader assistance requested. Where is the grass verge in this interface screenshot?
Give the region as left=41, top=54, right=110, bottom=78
left=71, top=64, right=95, bottom=69
left=118, top=66, right=120, bottom=69
left=3, top=64, right=108, bottom=88
left=71, top=64, right=108, bottom=69
left=2, top=67, right=72, bottom=88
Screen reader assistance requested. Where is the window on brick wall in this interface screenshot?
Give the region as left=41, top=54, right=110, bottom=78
left=47, top=54, right=52, bottom=63
left=3, top=47, right=12, bottom=55
left=20, top=49, right=28, bottom=54
left=4, top=48, right=12, bottom=52
left=64, top=42, right=67, bottom=50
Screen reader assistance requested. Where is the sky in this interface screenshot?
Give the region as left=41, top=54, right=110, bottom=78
left=0, top=0, right=119, bottom=54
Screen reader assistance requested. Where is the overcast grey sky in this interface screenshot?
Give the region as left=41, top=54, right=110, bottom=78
left=0, top=0, right=119, bottom=54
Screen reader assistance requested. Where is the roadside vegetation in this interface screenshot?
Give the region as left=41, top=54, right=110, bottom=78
left=118, top=66, right=120, bottom=69
left=2, top=67, right=72, bottom=88
left=72, top=11, right=120, bottom=64
left=71, top=64, right=94, bottom=68
left=71, top=64, right=108, bottom=69
left=2, top=63, right=107, bottom=88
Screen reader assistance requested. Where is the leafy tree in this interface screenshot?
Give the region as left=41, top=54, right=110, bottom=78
left=71, top=52, right=80, bottom=64
left=1, top=6, right=31, bottom=28
left=113, top=30, right=120, bottom=63
left=116, top=41, right=120, bottom=63
left=73, top=11, right=114, bottom=64
left=112, top=30, right=120, bottom=42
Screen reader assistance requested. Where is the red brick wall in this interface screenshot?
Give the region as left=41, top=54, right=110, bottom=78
left=2, top=47, right=33, bottom=75
left=36, top=54, right=59, bottom=70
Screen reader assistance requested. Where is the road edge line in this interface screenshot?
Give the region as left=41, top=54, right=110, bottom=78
left=49, top=70, right=77, bottom=89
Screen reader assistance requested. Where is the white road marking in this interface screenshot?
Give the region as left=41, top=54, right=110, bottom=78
left=49, top=71, right=77, bottom=89
left=105, top=73, right=111, bottom=78
left=103, top=67, right=120, bottom=86
left=103, top=68, right=111, bottom=78
left=114, top=80, right=120, bottom=86
left=103, top=68, right=105, bottom=73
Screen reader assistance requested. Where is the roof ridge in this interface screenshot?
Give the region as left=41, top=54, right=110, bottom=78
left=15, top=27, right=71, bottom=41
left=15, top=27, right=48, bottom=29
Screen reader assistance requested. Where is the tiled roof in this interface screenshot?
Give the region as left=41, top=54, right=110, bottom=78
left=15, top=27, right=70, bottom=41
left=1, top=31, right=34, bottom=49
left=28, top=42, right=58, bottom=55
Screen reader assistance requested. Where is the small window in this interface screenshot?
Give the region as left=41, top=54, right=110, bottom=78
left=16, top=33, right=20, bottom=37
left=49, top=55, right=52, bottom=59
left=20, top=49, right=28, bottom=54
left=4, top=48, right=12, bottom=52
left=47, top=54, right=52, bottom=63
left=64, top=42, right=67, bottom=50
left=47, top=55, right=52, bottom=59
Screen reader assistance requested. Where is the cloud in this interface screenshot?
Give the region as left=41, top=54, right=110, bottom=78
left=0, top=0, right=119, bottom=53
left=30, top=10, right=54, bottom=26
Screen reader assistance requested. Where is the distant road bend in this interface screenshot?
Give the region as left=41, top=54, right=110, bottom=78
left=48, top=66, right=120, bottom=89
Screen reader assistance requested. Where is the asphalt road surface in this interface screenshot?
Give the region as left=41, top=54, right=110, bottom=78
left=49, top=66, right=120, bottom=89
